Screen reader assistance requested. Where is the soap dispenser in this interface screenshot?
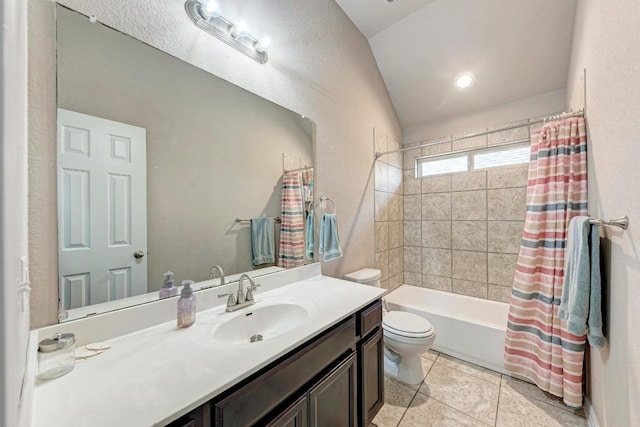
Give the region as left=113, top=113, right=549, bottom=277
left=177, top=280, right=196, bottom=328
left=159, top=271, right=178, bottom=299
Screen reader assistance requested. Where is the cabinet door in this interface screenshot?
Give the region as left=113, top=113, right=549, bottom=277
left=358, top=329, right=384, bottom=426
left=309, top=352, right=357, bottom=427
left=266, top=395, right=308, bottom=427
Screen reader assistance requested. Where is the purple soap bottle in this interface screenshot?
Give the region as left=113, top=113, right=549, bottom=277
left=177, top=280, right=196, bottom=328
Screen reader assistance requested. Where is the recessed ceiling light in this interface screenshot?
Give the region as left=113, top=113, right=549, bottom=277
left=455, top=72, right=475, bottom=90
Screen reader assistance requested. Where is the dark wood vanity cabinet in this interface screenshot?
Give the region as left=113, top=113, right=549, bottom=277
left=165, top=299, right=383, bottom=427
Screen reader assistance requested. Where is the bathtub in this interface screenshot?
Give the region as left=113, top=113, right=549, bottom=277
left=385, top=285, right=509, bottom=374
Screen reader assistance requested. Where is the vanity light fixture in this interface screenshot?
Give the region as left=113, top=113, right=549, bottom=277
left=185, top=0, right=271, bottom=64
left=454, top=72, right=475, bottom=90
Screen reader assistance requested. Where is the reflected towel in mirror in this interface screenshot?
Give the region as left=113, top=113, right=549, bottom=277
left=319, top=213, right=342, bottom=262
left=251, top=217, right=275, bottom=266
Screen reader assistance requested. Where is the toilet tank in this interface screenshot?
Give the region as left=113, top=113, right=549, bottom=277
left=343, top=268, right=382, bottom=288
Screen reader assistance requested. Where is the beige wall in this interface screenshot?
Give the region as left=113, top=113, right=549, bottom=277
left=373, top=129, right=403, bottom=291
left=28, top=0, right=401, bottom=327
left=57, top=7, right=313, bottom=290
left=566, top=1, right=640, bottom=425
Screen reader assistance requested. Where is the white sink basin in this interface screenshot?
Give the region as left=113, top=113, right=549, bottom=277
left=210, top=297, right=317, bottom=345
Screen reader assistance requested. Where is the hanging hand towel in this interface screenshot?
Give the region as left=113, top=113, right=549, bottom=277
left=278, top=172, right=305, bottom=268
left=251, top=217, right=275, bottom=266
left=559, top=216, right=604, bottom=348
left=319, top=213, right=343, bottom=261
left=305, top=210, right=314, bottom=261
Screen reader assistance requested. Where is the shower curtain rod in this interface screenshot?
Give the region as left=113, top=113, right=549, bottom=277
left=375, top=109, right=585, bottom=159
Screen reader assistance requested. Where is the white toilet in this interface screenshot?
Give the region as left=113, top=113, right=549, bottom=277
left=344, top=268, right=436, bottom=385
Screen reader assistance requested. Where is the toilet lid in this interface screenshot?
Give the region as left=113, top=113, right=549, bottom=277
left=383, top=311, right=434, bottom=338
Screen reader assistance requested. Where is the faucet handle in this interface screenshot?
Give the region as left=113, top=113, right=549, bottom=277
left=217, top=291, right=236, bottom=307
left=245, top=283, right=261, bottom=302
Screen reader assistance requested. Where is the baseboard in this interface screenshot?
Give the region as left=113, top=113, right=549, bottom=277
left=584, top=398, right=601, bottom=427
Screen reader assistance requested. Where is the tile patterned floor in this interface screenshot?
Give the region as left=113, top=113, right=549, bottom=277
left=371, top=350, right=588, bottom=427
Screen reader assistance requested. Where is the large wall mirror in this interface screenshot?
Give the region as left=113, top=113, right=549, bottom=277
left=56, top=5, right=315, bottom=322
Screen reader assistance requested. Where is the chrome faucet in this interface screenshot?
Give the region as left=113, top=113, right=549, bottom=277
left=217, top=273, right=261, bottom=312
left=209, top=265, right=226, bottom=285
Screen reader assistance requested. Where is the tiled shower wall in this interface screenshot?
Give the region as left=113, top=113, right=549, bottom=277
left=401, top=121, right=532, bottom=303
left=373, top=130, right=404, bottom=291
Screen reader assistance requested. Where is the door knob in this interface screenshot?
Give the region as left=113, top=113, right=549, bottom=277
left=134, top=250, right=146, bottom=259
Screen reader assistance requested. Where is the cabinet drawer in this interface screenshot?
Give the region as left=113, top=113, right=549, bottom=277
left=213, top=317, right=357, bottom=427
left=358, top=300, right=382, bottom=339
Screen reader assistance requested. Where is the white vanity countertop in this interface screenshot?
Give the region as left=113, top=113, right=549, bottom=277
left=32, top=274, right=385, bottom=427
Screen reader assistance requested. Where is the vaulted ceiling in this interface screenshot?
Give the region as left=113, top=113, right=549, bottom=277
left=335, top=0, right=577, bottom=128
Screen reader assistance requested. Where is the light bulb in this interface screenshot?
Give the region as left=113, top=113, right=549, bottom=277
left=255, top=36, right=272, bottom=53
left=231, top=20, right=249, bottom=38
left=202, top=0, right=220, bottom=18
left=454, top=72, right=474, bottom=90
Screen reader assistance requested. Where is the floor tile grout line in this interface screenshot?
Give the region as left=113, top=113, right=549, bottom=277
left=415, top=391, right=495, bottom=426
left=432, top=358, right=502, bottom=386
left=493, top=374, right=504, bottom=426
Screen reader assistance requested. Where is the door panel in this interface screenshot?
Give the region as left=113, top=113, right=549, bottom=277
left=57, top=108, right=147, bottom=309
left=309, top=352, right=357, bottom=427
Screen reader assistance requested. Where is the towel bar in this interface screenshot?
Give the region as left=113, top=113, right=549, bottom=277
left=588, top=215, right=629, bottom=230
left=235, top=217, right=282, bottom=223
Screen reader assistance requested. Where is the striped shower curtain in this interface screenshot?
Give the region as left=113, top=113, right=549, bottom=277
left=504, top=117, right=588, bottom=408
left=278, top=172, right=305, bottom=268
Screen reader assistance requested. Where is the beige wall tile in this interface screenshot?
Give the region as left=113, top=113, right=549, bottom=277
left=404, top=221, right=421, bottom=246
left=488, top=284, right=512, bottom=303
left=451, top=221, right=487, bottom=251
left=375, top=191, right=389, bottom=222
left=453, top=279, right=488, bottom=299
left=375, top=250, right=389, bottom=281
left=389, top=166, right=403, bottom=194
left=423, top=275, right=452, bottom=292
left=488, top=221, right=524, bottom=254
left=404, top=272, right=422, bottom=286
left=421, top=175, right=452, bottom=194
left=374, top=160, right=388, bottom=192
left=389, top=247, right=403, bottom=277
left=422, top=193, right=452, bottom=220
left=388, top=138, right=403, bottom=169
left=404, top=246, right=422, bottom=273
left=388, top=273, right=403, bottom=292
left=451, top=171, right=487, bottom=191
left=404, top=194, right=422, bottom=220
left=404, top=169, right=421, bottom=194
left=422, top=248, right=452, bottom=277
left=452, top=134, right=487, bottom=151
left=422, top=220, right=452, bottom=249
left=487, top=165, right=529, bottom=189
left=389, top=193, right=404, bottom=221
left=452, top=250, right=487, bottom=282
left=487, top=121, right=529, bottom=144
left=488, top=253, right=518, bottom=286
left=422, top=140, right=452, bottom=156
left=375, top=222, right=388, bottom=253
left=403, top=147, right=422, bottom=170
left=389, top=221, right=403, bottom=249
left=451, top=190, right=487, bottom=220
left=487, top=188, right=527, bottom=220
left=380, top=279, right=389, bottom=290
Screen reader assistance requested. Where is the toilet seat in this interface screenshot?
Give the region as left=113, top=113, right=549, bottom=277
left=383, top=311, right=434, bottom=338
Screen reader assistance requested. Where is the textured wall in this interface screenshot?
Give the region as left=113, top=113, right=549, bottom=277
left=401, top=122, right=531, bottom=302
left=373, top=129, right=403, bottom=290
left=566, top=1, right=640, bottom=425
left=28, top=0, right=401, bottom=327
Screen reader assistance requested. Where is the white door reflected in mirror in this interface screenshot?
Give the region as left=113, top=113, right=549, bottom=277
left=57, top=108, right=148, bottom=310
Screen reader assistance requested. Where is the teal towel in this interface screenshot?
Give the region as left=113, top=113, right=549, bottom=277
left=559, top=216, right=604, bottom=347
left=319, top=213, right=342, bottom=261
left=305, top=211, right=314, bottom=260
left=251, top=217, right=275, bottom=266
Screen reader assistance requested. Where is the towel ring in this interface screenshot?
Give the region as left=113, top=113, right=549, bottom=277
left=318, top=195, right=336, bottom=214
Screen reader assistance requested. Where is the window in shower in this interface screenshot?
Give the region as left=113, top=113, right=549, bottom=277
left=416, top=143, right=530, bottom=178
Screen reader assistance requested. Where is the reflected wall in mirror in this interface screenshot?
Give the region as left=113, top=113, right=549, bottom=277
left=56, top=5, right=315, bottom=319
